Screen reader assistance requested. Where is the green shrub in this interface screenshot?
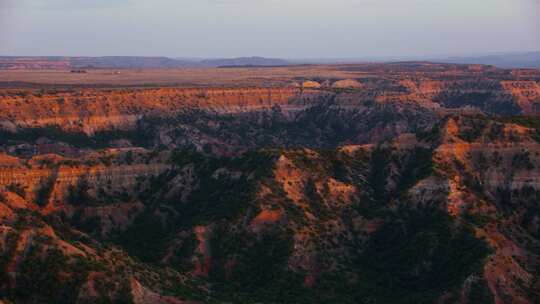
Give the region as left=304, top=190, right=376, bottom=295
left=352, top=209, right=492, bottom=304
left=35, top=176, right=56, bottom=207
left=6, top=183, right=26, bottom=198
left=458, top=117, right=488, bottom=142
left=67, top=178, right=96, bottom=206
left=512, top=151, right=535, bottom=170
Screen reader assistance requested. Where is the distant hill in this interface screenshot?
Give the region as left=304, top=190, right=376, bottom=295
left=69, top=56, right=192, bottom=69
left=199, top=56, right=290, bottom=67
left=288, top=52, right=540, bottom=69
left=0, top=56, right=193, bottom=70
left=3, top=53, right=538, bottom=70
left=437, top=51, right=540, bottom=68
left=0, top=56, right=290, bottom=70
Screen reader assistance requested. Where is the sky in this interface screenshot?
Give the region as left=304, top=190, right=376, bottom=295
left=0, top=0, right=539, bottom=58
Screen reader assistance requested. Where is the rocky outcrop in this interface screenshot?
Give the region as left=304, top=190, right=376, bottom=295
left=501, top=81, right=540, bottom=115
left=302, top=81, right=321, bottom=88
left=331, top=79, right=363, bottom=89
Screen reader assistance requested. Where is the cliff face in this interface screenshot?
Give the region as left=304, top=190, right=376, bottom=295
left=0, top=88, right=324, bottom=134
left=1, top=73, right=539, bottom=136
left=500, top=81, right=540, bottom=114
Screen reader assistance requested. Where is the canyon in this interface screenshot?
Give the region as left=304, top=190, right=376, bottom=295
left=0, top=63, right=539, bottom=304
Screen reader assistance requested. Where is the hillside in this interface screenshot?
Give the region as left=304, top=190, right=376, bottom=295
left=0, top=63, right=539, bottom=303
left=439, top=52, right=540, bottom=69
left=0, top=56, right=290, bottom=70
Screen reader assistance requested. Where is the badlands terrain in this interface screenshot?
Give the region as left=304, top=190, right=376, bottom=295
left=0, top=63, right=540, bottom=303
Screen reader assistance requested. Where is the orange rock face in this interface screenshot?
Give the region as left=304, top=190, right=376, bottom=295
left=0, top=87, right=324, bottom=134
left=250, top=209, right=284, bottom=232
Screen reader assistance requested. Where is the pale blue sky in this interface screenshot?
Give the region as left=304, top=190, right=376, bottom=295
left=1, top=0, right=539, bottom=58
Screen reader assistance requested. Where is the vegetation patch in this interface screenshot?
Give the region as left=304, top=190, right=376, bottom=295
left=351, top=209, right=492, bottom=304
left=35, top=176, right=56, bottom=207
